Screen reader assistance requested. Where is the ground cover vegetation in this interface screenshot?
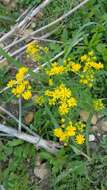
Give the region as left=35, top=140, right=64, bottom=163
left=0, top=0, right=107, bottom=189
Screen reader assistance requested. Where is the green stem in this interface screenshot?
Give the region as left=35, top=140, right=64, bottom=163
left=18, top=98, right=22, bottom=133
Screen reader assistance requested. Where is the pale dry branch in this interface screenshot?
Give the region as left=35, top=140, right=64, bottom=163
left=0, top=0, right=52, bottom=43
left=0, top=106, right=36, bottom=136
left=0, top=0, right=89, bottom=52
left=0, top=123, right=61, bottom=154
left=0, top=31, right=61, bottom=62
left=0, top=35, right=84, bottom=94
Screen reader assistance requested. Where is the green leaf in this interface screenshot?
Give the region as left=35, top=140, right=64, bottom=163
left=0, top=48, right=21, bottom=69
left=7, top=140, right=24, bottom=147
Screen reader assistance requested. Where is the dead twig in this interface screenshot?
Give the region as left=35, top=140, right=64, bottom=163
left=0, top=0, right=89, bottom=52
left=0, top=123, right=61, bottom=154
left=0, top=0, right=52, bottom=43
left=0, top=35, right=84, bottom=94
left=0, top=106, right=36, bottom=136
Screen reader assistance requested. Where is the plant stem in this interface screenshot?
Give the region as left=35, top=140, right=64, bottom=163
left=86, top=112, right=93, bottom=157
left=18, top=98, right=22, bottom=133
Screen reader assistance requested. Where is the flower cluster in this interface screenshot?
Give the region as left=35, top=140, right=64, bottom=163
left=64, top=59, right=81, bottom=73
left=80, top=51, right=104, bottom=87
left=80, top=70, right=94, bottom=88
left=93, top=99, right=104, bottom=111
left=54, top=121, right=86, bottom=145
left=45, top=83, right=77, bottom=115
left=34, top=95, right=44, bottom=106
left=46, top=62, right=65, bottom=76
left=26, top=42, right=49, bottom=62
left=7, top=67, right=32, bottom=100
left=46, top=51, right=104, bottom=88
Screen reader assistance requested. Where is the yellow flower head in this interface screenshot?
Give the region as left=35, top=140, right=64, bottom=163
left=19, top=67, right=28, bottom=74
left=22, top=90, right=32, bottom=100
left=59, top=102, right=69, bottom=115
left=35, top=95, right=44, bottom=106
left=93, top=99, right=104, bottom=111
left=43, top=47, right=49, bottom=53
left=75, top=134, right=85, bottom=144
left=7, top=67, right=32, bottom=100
left=67, top=97, right=77, bottom=108
left=90, top=62, right=104, bottom=70
left=58, top=84, right=71, bottom=101
left=54, top=128, right=68, bottom=142
left=80, top=54, right=89, bottom=62
left=65, top=126, right=76, bottom=137
left=71, top=63, right=81, bottom=73
left=80, top=71, right=94, bottom=87
left=46, top=62, right=65, bottom=76
left=54, top=128, right=63, bottom=138
left=7, top=80, right=16, bottom=88
left=75, top=121, right=86, bottom=132
left=26, top=42, right=41, bottom=61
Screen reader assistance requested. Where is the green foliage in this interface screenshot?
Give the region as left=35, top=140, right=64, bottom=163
left=0, top=0, right=107, bottom=190
left=16, top=0, right=42, bottom=7
left=0, top=141, right=37, bottom=190
left=39, top=145, right=107, bottom=190
left=0, top=3, right=17, bottom=31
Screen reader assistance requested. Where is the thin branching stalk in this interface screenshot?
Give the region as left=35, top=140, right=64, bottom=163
left=86, top=112, right=93, bottom=157
left=18, top=98, right=22, bottom=133
left=0, top=106, right=36, bottom=136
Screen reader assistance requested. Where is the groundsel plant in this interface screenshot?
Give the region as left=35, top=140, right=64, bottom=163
left=6, top=43, right=105, bottom=147
left=7, top=67, right=32, bottom=132
left=32, top=46, right=104, bottom=145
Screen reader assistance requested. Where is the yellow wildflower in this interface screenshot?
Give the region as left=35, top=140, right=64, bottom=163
left=59, top=133, right=68, bottom=142
left=80, top=54, right=89, bottom=62
left=93, top=99, right=104, bottom=111
left=90, top=62, right=104, bottom=70
left=46, top=62, right=65, bottom=76
left=35, top=95, right=44, bottom=106
left=75, top=134, right=85, bottom=144
left=26, top=42, right=41, bottom=61
left=43, top=47, right=49, bottom=53
left=58, top=84, right=71, bottom=101
left=65, top=126, right=76, bottom=137
left=45, top=90, right=53, bottom=97
left=7, top=80, right=16, bottom=88
left=12, top=88, right=18, bottom=96
left=59, top=102, right=69, bottom=115
left=54, top=128, right=63, bottom=138
left=19, top=67, right=28, bottom=74
left=67, top=97, right=77, bottom=108
left=45, top=84, right=72, bottom=105
left=71, top=63, right=81, bottom=73
left=15, top=83, right=25, bottom=94
left=80, top=71, right=94, bottom=87
left=49, top=98, right=56, bottom=106
left=7, top=67, right=32, bottom=100
left=22, top=90, right=32, bottom=100
left=75, top=121, right=86, bottom=132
